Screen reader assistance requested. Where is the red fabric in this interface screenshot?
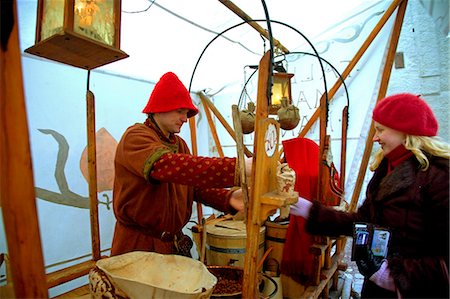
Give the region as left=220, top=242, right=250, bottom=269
left=280, top=137, right=319, bottom=284
left=372, top=93, right=438, bottom=136
left=385, top=144, right=414, bottom=174
left=142, top=72, right=198, bottom=118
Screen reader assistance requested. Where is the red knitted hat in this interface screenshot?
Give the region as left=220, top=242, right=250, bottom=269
left=142, top=72, right=198, bottom=118
left=372, top=93, right=438, bottom=136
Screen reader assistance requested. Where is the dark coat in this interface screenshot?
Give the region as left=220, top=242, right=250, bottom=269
left=306, top=155, right=449, bottom=298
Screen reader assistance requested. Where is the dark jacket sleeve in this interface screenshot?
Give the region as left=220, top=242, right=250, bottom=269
left=305, top=200, right=370, bottom=237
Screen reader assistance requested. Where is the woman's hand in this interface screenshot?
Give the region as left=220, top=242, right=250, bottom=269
left=289, top=197, right=313, bottom=219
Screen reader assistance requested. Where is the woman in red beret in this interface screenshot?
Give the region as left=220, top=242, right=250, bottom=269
left=111, top=72, right=249, bottom=258
left=290, top=93, right=449, bottom=298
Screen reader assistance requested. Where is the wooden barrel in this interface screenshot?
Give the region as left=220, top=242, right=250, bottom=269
left=206, top=220, right=265, bottom=267
left=264, top=220, right=289, bottom=274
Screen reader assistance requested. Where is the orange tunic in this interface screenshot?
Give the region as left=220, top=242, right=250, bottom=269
left=111, top=122, right=238, bottom=256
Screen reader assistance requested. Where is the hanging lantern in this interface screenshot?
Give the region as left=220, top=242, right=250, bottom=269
left=269, top=72, right=294, bottom=115
left=25, top=0, right=128, bottom=70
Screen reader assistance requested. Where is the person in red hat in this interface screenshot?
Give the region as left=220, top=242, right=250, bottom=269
left=111, top=72, right=250, bottom=257
left=289, top=93, right=449, bottom=298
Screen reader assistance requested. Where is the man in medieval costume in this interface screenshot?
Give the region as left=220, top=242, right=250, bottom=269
left=111, top=72, right=247, bottom=257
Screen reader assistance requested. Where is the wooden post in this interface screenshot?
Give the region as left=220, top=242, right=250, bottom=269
left=189, top=115, right=198, bottom=157
left=0, top=1, right=48, bottom=297
left=241, top=51, right=298, bottom=298
left=242, top=51, right=271, bottom=299
left=340, top=106, right=349, bottom=188
left=86, top=89, right=101, bottom=260
left=349, top=0, right=408, bottom=212
left=189, top=113, right=204, bottom=237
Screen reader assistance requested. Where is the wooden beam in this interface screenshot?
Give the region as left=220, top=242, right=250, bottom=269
left=200, top=96, right=225, bottom=157
left=0, top=2, right=48, bottom=297
left=298, top=0, right=405, bottom=138
left=349, top=0, right=408, bottom=212
left=198, top=92, right=253, bottom=157
left=218, top=0, right=290, bottom=54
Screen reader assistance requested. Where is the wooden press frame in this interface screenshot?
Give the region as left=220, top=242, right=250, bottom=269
left=1, top=0, right=407, bottom=297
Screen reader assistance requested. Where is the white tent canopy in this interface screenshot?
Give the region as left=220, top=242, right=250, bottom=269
left=18, top=0, right=397, bottom=92
left=2, top=0, right=448, bottom=297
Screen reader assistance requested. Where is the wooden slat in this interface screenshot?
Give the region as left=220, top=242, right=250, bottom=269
left=0, top=2, right=48, bottom=297
left=47, top=260, right=97, bottom=289
left=349, top=0, right=408, bottom=212
left=302, top=255, right=339, bottom=299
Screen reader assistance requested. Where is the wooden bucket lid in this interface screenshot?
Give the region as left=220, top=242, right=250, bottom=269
left=206, top=220, right=265, bottom=238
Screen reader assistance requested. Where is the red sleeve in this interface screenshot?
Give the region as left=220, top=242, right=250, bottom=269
left=149, top=153, right=239, bottom=188
left=195, top=187, right=238, bottom=214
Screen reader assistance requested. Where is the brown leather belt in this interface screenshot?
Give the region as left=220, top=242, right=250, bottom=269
left=119, top=221, right=179, bottom=242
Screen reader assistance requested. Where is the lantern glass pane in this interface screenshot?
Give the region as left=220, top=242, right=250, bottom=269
left=73, top=0, right=115, bottom=46
left=271, top=82, right=283, bottom=105
left=40, top=0, right=65, bottom=41
left=271, top=77, right=288, bottom=105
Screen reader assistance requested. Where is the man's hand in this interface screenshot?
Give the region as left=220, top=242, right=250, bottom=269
left=229, top=188, right=245, bottom=212
left=355, top=246, right=383, bottom=278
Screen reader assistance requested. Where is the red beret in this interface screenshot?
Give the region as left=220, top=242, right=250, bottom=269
left=372, top=93, right=438, bottom=136
left=142, top=72, right=198, bottom=118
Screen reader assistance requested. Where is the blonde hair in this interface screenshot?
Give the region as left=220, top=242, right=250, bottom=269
left=369, top=135, right=450, bottom=171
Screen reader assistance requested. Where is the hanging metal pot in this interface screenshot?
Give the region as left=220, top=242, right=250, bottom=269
left=277, top=98, right=300, bottom=130
left=239, top=102, right=256, bottom=134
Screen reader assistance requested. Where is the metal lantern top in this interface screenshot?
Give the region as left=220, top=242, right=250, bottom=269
left=269, top=72, right=294, bottom=115
left=25, top=0, right=128, bottom=70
